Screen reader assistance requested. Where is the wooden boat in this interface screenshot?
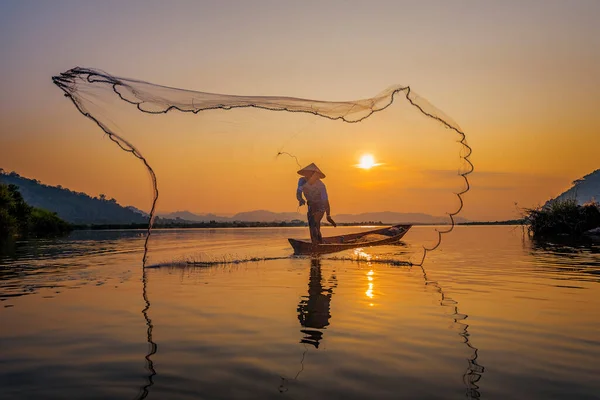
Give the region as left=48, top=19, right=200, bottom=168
left=288, top=224, right=412, bottom=255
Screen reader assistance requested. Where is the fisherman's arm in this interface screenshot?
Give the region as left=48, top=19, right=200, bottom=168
left=325, top=200, right=336, bottom=226
left=322, top=184, right=336, bottom=226
left=321, top=184, right=330, bottom=215
left=297, top=178, right=306, bottom=206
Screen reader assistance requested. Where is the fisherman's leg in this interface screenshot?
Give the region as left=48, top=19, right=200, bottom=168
left=307, top=208, right=318, bottom=243
left=308, top=207, right=323, bottom=244
left=313, top=210, right=325, bottom=244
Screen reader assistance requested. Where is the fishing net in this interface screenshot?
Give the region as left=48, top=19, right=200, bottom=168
left=52, top=67, right=472, bottom=266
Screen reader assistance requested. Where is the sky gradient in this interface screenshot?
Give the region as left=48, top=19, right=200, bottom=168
left=1, top=0, right=599, bottom=221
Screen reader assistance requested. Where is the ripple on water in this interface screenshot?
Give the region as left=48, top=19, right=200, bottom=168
left=1, top=226, right=599, bottom=399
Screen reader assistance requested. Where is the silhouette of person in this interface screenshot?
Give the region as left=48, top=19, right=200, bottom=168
left=297, top=258, right=337, bottom=348
left=296, top=163, right=336, bottom=244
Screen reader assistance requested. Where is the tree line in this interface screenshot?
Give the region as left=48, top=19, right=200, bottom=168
left=0, top=183, right=72, bottom=241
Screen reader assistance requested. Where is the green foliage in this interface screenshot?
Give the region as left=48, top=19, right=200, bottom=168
left=28, top=208, right=72, bottom=236
left=525, top=199, right=600, bottom=237
left=0, top=182, right=72, bottom=241
left=0, top=184, right=21, bottom=237
left=8, top=183, right=32, bottom=231
left=0, top=208, right=17, bottom=237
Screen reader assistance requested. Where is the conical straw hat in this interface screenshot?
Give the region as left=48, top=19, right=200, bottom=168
left=297, top=163, right=326, bottom=179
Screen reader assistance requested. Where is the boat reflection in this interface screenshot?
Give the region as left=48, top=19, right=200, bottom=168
left=297, top=258, right=337, bottom=348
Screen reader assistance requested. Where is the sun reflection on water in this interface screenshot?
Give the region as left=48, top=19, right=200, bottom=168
left=353, top=248, right=373, bottom=261
left=352, top=248, right=376, bottom=306
left=366, top=270, right=374, bottom=303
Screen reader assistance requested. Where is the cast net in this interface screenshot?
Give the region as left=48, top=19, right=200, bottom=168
left=52, top=67, right=472, bottom=266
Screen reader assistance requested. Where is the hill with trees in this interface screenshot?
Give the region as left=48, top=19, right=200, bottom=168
left=525, top=169, right=600, bottom=238
left=0, top=170, right=149, bottom=225
left=545, top=169, right=600, bottom=206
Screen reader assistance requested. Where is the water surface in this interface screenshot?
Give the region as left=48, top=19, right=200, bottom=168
left=1, top=226, right=599, bottom=399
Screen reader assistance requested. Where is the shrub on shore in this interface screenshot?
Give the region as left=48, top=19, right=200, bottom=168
left=0, top=183, right=72, bottom=241
left=28, top=207, right=72, bottom=236
left=525, top=199, right=600, bottom=237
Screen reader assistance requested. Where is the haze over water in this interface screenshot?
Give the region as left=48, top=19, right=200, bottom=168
left=1, top=226, right=599, bottom=399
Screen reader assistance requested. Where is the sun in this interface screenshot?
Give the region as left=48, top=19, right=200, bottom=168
left=357, top=154, right=379, bottom=169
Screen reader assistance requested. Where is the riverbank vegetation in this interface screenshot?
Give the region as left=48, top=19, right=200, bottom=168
left=0, top=170, right=149, bottom=225
left=0, top=183, right=72, bottom=241
left=525, top=199, right=600, bottom=238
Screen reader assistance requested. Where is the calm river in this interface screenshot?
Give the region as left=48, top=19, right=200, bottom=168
left=1, top=226, right=599, bottom=399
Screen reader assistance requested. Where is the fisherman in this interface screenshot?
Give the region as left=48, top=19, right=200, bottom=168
left=296, top=163, right=336, bottom=244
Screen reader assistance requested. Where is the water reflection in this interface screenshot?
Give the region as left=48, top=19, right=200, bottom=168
left=136, top=266, right=157, bottom=400
left=531, top=235, right=600, bottom=256
left=353, top=246, right=485, bottom=399
left=293, top=251, right=485, bottom=398
left=297, top=258, right=337, bottom=348
left=366, top=269, right=374, bottom=306
left=0, top=230, right=143, bottom=300
left=528, top=236, right=600, bottom=284
left=0, top=229, right=145, bottom=263
left=412, top=260, right=484, bottom=399
left=4, top=227, right=600, bottom=399
left=281, top=258, right=337, bottom=393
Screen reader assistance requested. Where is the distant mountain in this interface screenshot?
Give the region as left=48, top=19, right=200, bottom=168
left=546, top=169, right=600, bottom=206
left=125, top=205, right=149, bottom=217
left=160, top=209, right=468, bottom=224
left=159, top=210, right=303, bottom=223
left=161, top=211, right=230, bottom=222
left=0, top=170, right=149, bottom=225
left=232, top=210, right=304, bottom=222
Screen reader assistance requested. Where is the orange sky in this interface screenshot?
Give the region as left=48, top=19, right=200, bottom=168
left=1, top=1, right=599, bottom=221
